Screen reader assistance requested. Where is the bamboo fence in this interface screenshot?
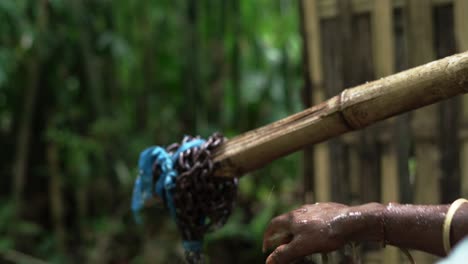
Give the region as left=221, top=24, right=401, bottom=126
left=209, top=1, right=468, bottom=263
left=298, top=0, right=468, bottom=263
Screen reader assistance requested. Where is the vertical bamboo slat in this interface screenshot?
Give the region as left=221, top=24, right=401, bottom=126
left=301, top=0, right=314, bottom=205
left=393, top=8, right=413, bottom=204
left=333, top=0, right=352, bottom=204
left=372, top=1, right=399, bottom=263
left=351, top=14, right=378, bottom=205
left=346, top=9, right=361, bottom=205
left=435, top=5, right=459, bottom=203
left=455, top=0, right=468, bottom=198
left=302, top=0, right=331, bottom=203
left=372, top=0, right=395, bottom=77
left=407, top=1, right=439, bottom=263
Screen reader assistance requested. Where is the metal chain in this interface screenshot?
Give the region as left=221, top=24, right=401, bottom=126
left=154, top=133, right=238, bottom=264
left=184, top=250, right=205, bottom=264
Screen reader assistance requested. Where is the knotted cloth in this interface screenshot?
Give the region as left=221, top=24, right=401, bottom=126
left=131, top=134, right=238, bottom=263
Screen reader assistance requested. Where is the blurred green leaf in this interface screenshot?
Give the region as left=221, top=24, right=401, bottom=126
left=16, top=221, right=42, bottom=236
left=0, top=238, right=13, bottom=251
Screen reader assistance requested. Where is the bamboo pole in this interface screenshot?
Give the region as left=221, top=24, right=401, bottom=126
left=47, top=142, right=66, bottom=253
left=301, top=0, right=331, bottom=203
left=455, top=0, right=468, bottom=198
left=12, top=0, right=46, bottom=215
left=334, top=0, right=353, bottom=205
left=307, top=0, right=330, bottom=203
left=407, top=2, right=439, bottom=263
left=348, top=10, right=378, bottom=205
left=436, top=5, right=460, bottom=203
left=372, top=1, right=399, bottom=263
left=212, top=51, right=468, bottom=178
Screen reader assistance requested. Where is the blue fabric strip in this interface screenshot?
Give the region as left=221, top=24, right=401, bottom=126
left=131, top=146, right=158, bottom=223
left=131, top=138, right=206, bottom=252
left=182, top=240, right=203, bottom=252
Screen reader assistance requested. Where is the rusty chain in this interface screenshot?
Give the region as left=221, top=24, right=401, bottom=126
left=153, top=133, right=238, bottom=263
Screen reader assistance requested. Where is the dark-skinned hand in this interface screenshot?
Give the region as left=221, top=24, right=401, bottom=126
left=262, top=202, right=384, bottom=264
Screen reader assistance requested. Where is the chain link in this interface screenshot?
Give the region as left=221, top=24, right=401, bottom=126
left=153, top=133, right=238, bottom=263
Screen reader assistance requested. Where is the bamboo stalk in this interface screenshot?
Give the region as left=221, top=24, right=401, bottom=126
left=47, top=142, right=66, bottom=253
left=372, top=1, right=399, bottom=263
left=12, top=0, right=46, bottom=212
left=407, top=3, right=439, bottom=264
left=213, top=51, right=468, bottom=178
left=301, top=0, right=330, bottom=203
left=455, top=0, right=468, bottom=198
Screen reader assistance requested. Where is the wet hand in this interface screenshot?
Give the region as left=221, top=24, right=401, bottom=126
left=263, top=202, right=383, bottom=264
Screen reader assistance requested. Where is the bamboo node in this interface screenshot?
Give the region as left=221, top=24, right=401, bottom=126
left=339, top=89, right=365, bottom=130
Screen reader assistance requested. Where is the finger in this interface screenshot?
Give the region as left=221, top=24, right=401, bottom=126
left=263, top=229, right=293, bottom=253
left=263, top=214, right=292, bottom=252
left=265, top=242, right=301, bottom=264
left=268, top=213, right=291, bottom=231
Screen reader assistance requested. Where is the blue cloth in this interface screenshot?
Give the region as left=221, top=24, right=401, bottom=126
left=183, top=240, right=203, bottom=252
left=131, top=138, right=206, bottom=252
left=438, top=236, right=468, bottom=263
left=131, top=147, right=159, bottom=222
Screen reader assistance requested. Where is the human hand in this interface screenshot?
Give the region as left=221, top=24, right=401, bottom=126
left=262, top=202, right=383, bottom=264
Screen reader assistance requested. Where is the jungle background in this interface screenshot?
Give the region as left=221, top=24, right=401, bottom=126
left=1, top=0, right=467, bottom=263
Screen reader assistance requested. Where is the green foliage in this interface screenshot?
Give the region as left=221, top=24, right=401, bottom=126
left=1, top=0, right=303, bottom=262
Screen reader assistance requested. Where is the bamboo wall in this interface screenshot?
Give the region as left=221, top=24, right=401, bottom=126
left=301, top=0, right=468, bottom=263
